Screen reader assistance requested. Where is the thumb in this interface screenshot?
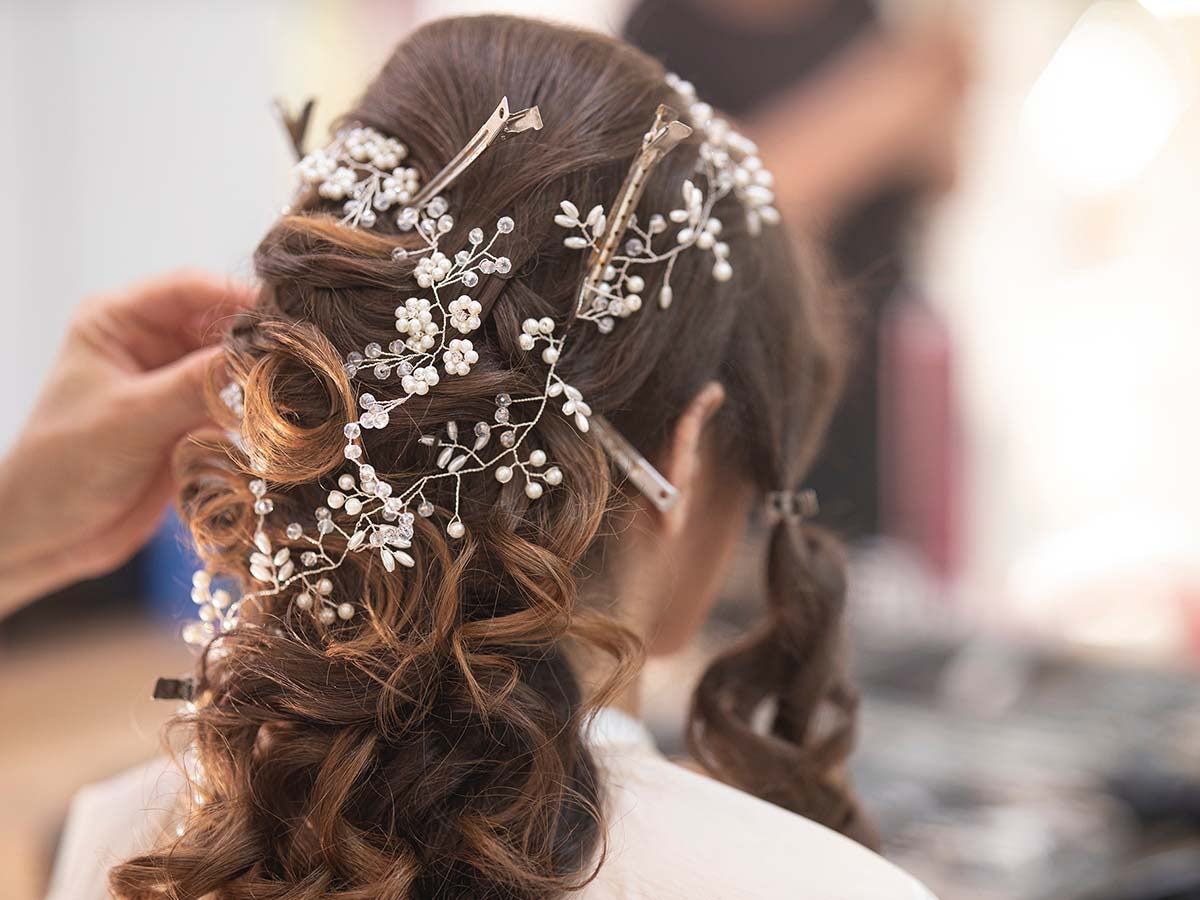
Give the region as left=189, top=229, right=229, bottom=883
left=136, top=344, right=226, bottom=439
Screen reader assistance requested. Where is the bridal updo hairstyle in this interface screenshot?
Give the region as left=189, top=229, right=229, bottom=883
left=111, top=15, right=873, bottom=900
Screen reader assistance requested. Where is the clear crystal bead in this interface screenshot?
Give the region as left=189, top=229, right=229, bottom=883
left=286, top=522, right=303, bottom=540
left=474, top=422, right=490, bottom=438
left=495, top=392, right=512, bottom=407
left=497, top=216, right=514, bottom=233
left=500, top=430, right=517, bottom=448
left=397, top=513, right=415, bottom=542
left=373, top=363, right=390, bottom=380
left=495, top=256, right=512, bottom=274
left=344, top=423, right=361, bottom=439
left=365, top=342, right=382, bottom=358
left=249, top=479, right=267, bottom=497
left=254, top=498, right=274, bottom=515
left=598, top=317, right=615, bottom=334
left=494, top=407, right=511, bottom=424
left=462, top=271, right=479, bottom=287
left=469, top=227, right=484, bottom=244
left=391, top=247, right=408, bottom=261
left=301, top=551, right=318, bottom=566
left=418, top=499, right=435, bottom=517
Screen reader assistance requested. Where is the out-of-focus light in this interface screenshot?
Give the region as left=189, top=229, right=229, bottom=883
left=1140, top=0, right=1200, bottom=16
left=1022, top=3, right=1186, bottom=195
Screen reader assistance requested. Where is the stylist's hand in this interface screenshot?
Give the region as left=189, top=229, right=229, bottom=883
left=0, top=271, right=254, bottom=614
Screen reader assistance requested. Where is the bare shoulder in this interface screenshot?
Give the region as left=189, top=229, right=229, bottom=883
left=587, top=744, right=937, bottom=900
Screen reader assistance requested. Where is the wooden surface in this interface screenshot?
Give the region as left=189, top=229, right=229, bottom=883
left=0, top=618, right=191, bottom=900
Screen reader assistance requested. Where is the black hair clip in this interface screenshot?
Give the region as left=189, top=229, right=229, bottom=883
left=153, top=676, right=197, bottom=702
left=272, top=97, right=317, bottom=161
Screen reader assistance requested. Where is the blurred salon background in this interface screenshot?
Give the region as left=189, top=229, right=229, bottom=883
left=2, top=0, right=1199, bottom=897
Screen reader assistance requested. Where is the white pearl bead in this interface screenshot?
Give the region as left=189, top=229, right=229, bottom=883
left=319, top=607, right=336, bottom=624
left=447, top=520, right=465, bottom=539
left=713, top=260, right=733, bottom=282
left=538, top=317, right=555, bottom=334
left=525, top=481, right=544, bottom=500
left=519, top=333, right=536, bottom=351
left=345, top=498, right=363, bottom=515
left=545, top=467, right=563, bottom=486
left=529, top=449, right=547, bottom=467
left=192, top=570, right=211, bottom=588
left=327, top=490, right=346, bottom=509
left=337, top=603, right=355, bottom=620
left=295, top=592, right=313, bottom=610
left=542, top=347, right=559, bottom=364
left=317, top=578, right=334, bottom=595
left=495, top=465, right=513, bottom=484
left=338, top=474, right=355, bottom=490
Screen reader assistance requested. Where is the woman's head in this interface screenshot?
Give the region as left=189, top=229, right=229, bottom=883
left=113, top=15, right=870, bottom=899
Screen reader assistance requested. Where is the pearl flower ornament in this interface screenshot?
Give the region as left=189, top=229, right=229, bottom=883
left=442, top=339, right=478, bottom=376
left=295, top=125, right=418, bottom=229
left=448, top=295, right=482, bottom=333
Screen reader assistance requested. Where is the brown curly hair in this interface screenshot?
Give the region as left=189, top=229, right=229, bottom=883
left=110, top=15, right=873, bottom=899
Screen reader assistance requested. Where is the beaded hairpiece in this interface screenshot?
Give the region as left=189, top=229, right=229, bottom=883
left=185, top=78, right=777, bottom=644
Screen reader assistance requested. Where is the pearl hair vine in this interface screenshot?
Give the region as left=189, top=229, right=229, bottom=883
left=182, top=78, right=777, bottom=649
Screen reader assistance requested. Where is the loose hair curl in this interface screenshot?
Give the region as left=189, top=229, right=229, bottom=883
left=112, top=15, right=872, bottom=900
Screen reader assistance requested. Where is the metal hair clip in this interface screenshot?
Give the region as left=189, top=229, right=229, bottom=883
left=765, top=489, right=819, bottom=522
left=590, top=415, right=679, bottom=513
left=577, top=105, right=693, bottom=315
left=411, top=96, right=544, bottom=207
left=291, top=96, right=542, bottom=232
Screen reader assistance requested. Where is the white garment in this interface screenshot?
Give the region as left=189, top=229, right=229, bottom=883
left=47, top=708, right=935, bottom=899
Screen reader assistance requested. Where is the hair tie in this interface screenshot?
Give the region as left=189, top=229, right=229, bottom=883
left=765, top=488, right=818, bottom=523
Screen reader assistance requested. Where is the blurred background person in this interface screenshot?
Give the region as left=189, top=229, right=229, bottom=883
left=627, top=0, right=970, bottom=545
